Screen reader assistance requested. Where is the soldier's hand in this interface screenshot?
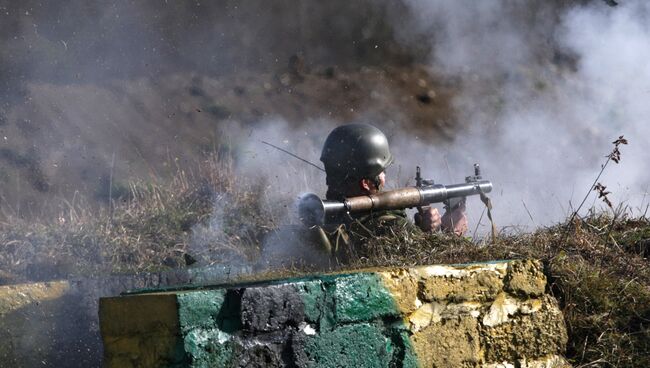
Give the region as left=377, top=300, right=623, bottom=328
left=441, top=201, right=468, bottom=236
left=414, top=206, right=442, bottom=233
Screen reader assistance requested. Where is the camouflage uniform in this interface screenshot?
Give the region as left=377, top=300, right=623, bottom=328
left=259, top=209, right=418, bottom=269
left=290, top=123, right=416, bottom=265
left=315, top=209, right=420, bottom=262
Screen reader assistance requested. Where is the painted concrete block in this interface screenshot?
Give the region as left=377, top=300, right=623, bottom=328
left=0, top=265, right=251, bottom=367
left=297, top=323, right=394, bottom=368
left=332, top=273, right=400, bottom=323
left=99, top=260, right=571, bottom=368
left=241, top=284, right=305, bottom=332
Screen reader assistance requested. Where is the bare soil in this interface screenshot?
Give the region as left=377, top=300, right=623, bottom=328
left=0, top=63, right=457, bottom=217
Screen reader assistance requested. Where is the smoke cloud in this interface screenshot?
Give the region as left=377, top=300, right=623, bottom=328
left=3, top=0, right=649, bottom=259
left=216, top=0, right=650, bottom=246
left=380, top=0, right=650, bottom=232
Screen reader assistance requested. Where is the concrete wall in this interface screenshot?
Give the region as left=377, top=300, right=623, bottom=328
left=0, top=265, right=249, bottom=367
left=100, top=260, right=570, bottom=367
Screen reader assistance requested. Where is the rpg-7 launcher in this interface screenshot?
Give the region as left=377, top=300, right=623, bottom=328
left=298, top=164, right=492, bottom=227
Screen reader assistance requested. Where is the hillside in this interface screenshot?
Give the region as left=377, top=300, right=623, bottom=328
left=0, top=63, right=459, bottom=217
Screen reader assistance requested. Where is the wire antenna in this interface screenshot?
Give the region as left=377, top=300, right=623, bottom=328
left=261, top=140, right=325, bottom=172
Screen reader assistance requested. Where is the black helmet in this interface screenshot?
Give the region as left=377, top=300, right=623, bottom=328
left=320, top=124, right=393, bottom=184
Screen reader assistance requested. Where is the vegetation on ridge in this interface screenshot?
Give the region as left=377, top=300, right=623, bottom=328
left=350, top=214, right=650, bottom=368
left=0, top=151, right=648, bottom=367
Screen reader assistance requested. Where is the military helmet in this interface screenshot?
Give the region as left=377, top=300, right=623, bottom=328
left=320, top=124, right=393, bottom=184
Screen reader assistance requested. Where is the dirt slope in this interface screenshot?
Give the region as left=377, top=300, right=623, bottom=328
left=0, top=63, right=457, bottom=216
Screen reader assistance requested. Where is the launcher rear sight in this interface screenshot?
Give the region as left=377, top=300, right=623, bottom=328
left=298, top=163, right=493, bottom=227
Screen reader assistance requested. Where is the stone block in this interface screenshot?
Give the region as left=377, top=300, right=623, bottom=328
left=378, top=269, right=420, bottom=314
left=504, top=259, right=547, bottom=297
left=293, top=280, right=325, bottom=324
left=99, top=294, right=184, bottom=368
left=481, top=295, right=568, bottom=363
left=411, top=316, right=483, bottom=367
left=241, top=284, right=305, bottom=332
left=417, top=263, right=507, bottom=302
left=519, top=355, right=572, bottom=368
left=332, top=273, right=400, bottom=323
left=99, top=294, right=179, bottom=337
left=182, top=328, right=237, bottom=368
left=483, top=355, right=571, bottom=368
left=177, top=290, right=227, bottom=332
left=236, top=343, right=285, bottom=368
left=297, top=323, right=394, bottom=368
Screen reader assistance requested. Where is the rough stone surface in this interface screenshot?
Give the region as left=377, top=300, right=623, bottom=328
left=504, top=259, right=547, bottom=297
left=481, top=295, right=568, bottom=363
left=411, top=316, right=482, bottom=367
left=298, top=323, right=394, bottom=368
left=417, top=263, right=507, bottom=302
left=98, top=259, right=571, bottom=368
left=332, top=273, right=400, bottom=323
left=241, top=284, right=305, bottom=332
left=177, top=290, right=236, bottom=368
left=378, top=269, right=419, bottom=314
left=177, top=290, right=228, bottom=332
left=294, top=280, right=325, bottom=324
left=484, top=355, right=572, bottom=368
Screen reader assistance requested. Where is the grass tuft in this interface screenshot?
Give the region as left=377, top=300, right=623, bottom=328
left=0, top=155, right=278, bottom=280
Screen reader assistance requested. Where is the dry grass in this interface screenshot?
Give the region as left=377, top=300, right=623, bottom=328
left=0, top=155, right=279, bottom=282
left=0, top=154, right=648, bottom=367
left=344, top=213, right=650, bottom=368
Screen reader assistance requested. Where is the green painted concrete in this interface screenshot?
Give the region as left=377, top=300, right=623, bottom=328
left=100, top=260, right=569, bottom=368
left=294, top=280, right=325, bottom=324
left=178, top=290, right=227, bottom=332
left=302, top=323, right=393, bottom=368
left=331, top=273, right=400, bottom=323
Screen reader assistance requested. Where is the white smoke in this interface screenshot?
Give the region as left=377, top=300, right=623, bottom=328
left=233, top=119, right=331, bottom=202
left=387, top=0, right=650, bottom=232
left=194, top=0, right=650, bottom=260
left=187, top=119, right=338, bottom=268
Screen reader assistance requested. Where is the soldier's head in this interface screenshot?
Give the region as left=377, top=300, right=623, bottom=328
left=320, top=124, right=393, bottom=200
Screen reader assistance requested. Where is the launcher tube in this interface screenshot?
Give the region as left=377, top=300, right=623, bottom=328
left=298, top=180, right=492, bottom=226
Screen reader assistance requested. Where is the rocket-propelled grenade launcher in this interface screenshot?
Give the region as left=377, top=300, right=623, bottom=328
left=299, top=164, right=492, bottom=226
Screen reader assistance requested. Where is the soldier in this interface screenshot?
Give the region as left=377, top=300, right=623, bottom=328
left=317, top=124, right=467, bottom=258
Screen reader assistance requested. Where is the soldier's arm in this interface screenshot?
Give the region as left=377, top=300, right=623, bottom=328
left=414, top=206, right=442, bottom=232
left=441, top=202, right=468, bottom=236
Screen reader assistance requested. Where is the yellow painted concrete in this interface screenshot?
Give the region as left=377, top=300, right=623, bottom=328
left=0, top=280, right=70, bottom=316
